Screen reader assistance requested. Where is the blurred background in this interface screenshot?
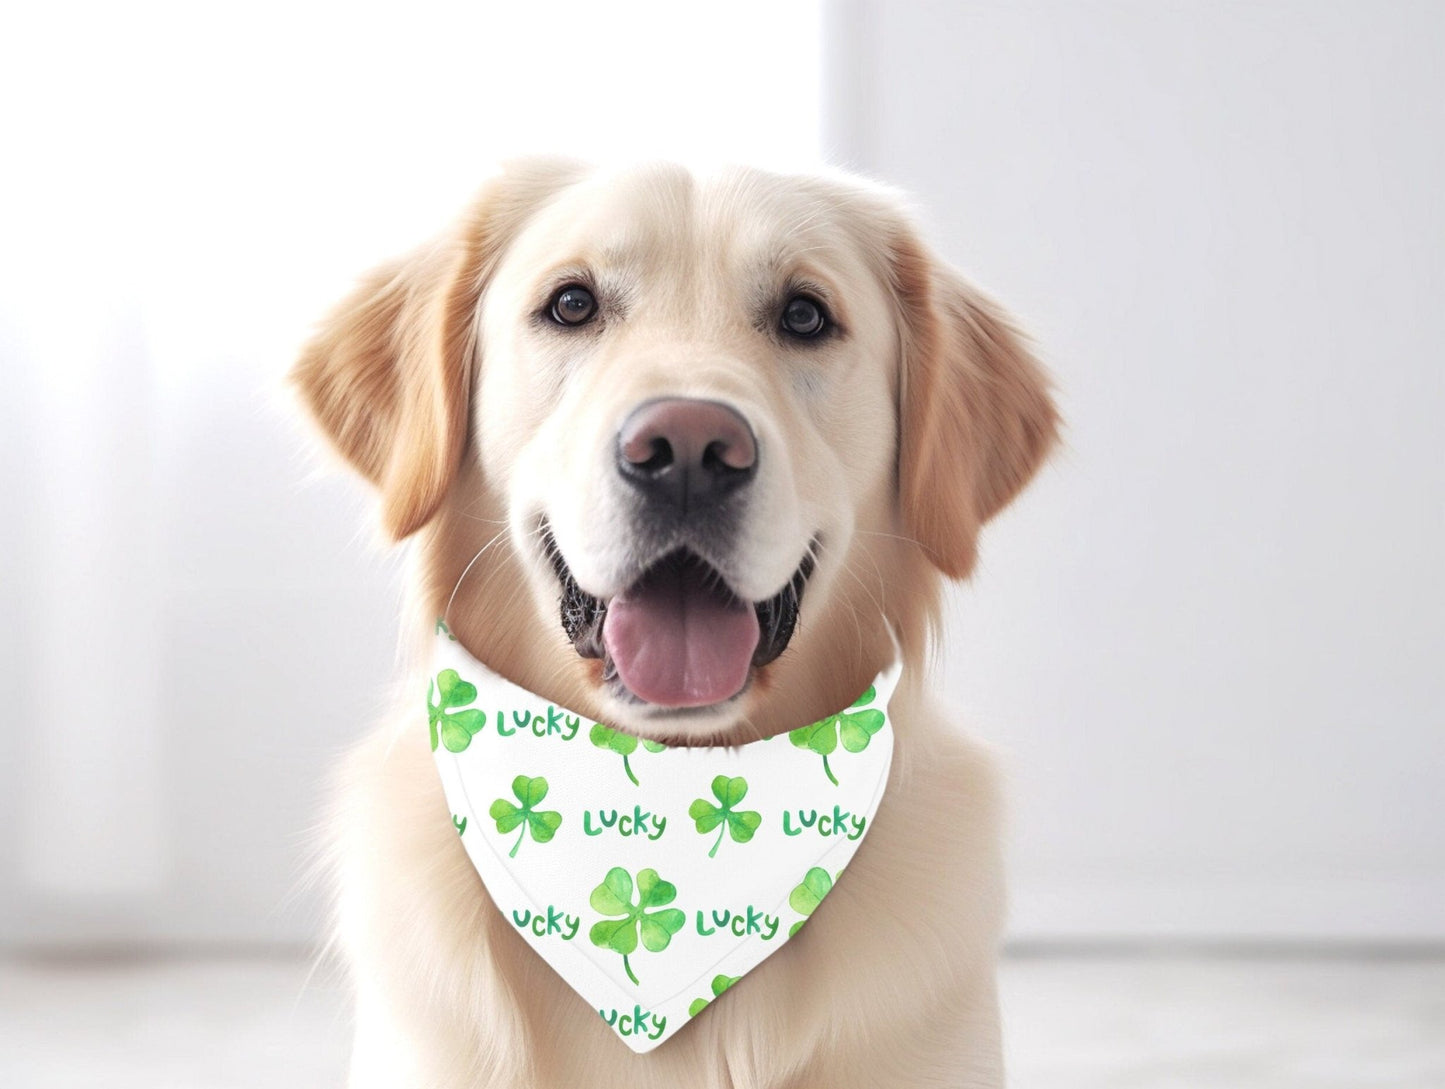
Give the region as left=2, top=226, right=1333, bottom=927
left=2, top=1, right=1441, bottom=1086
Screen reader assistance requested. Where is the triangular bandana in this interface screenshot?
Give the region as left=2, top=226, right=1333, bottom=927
left=428, top=621, right=899, bottom=1052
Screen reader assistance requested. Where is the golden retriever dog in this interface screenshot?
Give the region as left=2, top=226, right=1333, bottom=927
left=293, top=157, right=1057, bottom=1089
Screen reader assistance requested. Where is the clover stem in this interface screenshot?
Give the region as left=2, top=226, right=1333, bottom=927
left=622, top=754, right=639, bottom=787
left=428, top=719, right=439, bottom=752
left=709, top=822, right=726, bottom=858
left=622, top=954, right=639, bottom=986
left=821, top=754, right=839, bottom=786
left=509, top=822, right=526, bottom=858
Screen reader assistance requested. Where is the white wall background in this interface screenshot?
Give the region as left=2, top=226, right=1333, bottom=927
left=0, top=0, right=825, bottom=948
left=826, top=0, right=1444, bottom=940
left=2, top=0, right=1440, bottom=949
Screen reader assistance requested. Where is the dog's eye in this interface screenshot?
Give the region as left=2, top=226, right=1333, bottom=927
left=781, top=295, right=827, bottom=338
left=550, top=285, right=597, bottom=326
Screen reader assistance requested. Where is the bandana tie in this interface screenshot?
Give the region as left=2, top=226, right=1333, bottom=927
left=428, top=620, right=899, bottom=1052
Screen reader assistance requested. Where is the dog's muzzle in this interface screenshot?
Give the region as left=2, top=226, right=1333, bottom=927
left=543, top=396, right=814, bottom=709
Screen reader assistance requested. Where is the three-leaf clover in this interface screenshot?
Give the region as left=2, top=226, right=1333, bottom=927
left=787, top=867, right=835, bottom=936
left=589, top=723, right=666, bottom=786
left=428, top=669, right=487, bottom=753
left=788, top=685, right=885, bottom=785
left=487, top=775, right=562, bottom=858
left=687, top=776, right=762, bottom=858
left=688, top=973, right=741, bottom=1017
left=588, top=867, right=685, bottom=985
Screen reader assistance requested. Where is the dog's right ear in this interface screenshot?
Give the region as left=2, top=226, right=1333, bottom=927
left=290, top=159, right=582, bottom=539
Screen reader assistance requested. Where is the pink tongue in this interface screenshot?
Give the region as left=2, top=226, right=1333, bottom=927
left=603, top=556, right=760, bottom=707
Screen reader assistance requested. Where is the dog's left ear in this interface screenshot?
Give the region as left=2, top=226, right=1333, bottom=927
left=892, top=232, right=1060, bottom=579
left=290, top=158, right=583, bottom=539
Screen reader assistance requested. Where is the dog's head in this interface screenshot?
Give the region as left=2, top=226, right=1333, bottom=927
left=293, top=159, right=1056, bottom=743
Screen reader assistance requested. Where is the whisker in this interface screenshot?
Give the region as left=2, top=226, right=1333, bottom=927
left=853, top=527, right=927, bottom=548
left=443, top=526, right=511, bottom=624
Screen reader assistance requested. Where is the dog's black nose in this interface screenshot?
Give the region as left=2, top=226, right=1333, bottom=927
left=616, top=398, right=757, bottom=511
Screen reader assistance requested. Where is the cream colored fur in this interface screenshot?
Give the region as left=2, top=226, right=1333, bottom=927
left=293, top=158, right=1057, bottom=1089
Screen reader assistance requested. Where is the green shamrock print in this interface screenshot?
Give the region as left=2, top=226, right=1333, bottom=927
left=588, top=867, right=686, bottom=985
left=688, top=973, right=741, bottom=1018
left=788, top=685, right=885, bottom=785
left=487, top=775, right=562, bottom=858
left=589, top=723, right=666, bottom=786
left=428, top=669, right=486, bottom=753
left=687, top=776, right=762, bottom=857
left=787, top=866, right=834, bottom=936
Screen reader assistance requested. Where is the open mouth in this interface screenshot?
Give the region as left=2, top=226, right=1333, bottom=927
left=545, top=531, right=815, bottom=710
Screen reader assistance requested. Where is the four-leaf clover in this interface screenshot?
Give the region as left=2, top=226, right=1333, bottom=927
left=428, top=669, right=486, bottom=752
left=589, top=724, right=666, bottom=785
left=788, top=685, right=884, bottom=785
left=588, top=867, right=686, bottom=985
left=688, top=973, right=741, bottom=1017
left=688, top=776, right=762, bottom=857
left=787, top=866, right=835, bottom=936
left=487, top=775, right=562, bottom=857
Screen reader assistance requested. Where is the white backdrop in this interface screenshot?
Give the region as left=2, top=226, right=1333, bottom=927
left=827, top=0, right=1444, bottom=940
left=2, top=1, right=1440, bottom=949
left=0, top=0, right=825, bottom=947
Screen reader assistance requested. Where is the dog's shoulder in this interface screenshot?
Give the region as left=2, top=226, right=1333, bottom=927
left=756, top=695, right=1006, bottom=1085
left=791, top=688, right=1005, bottom=947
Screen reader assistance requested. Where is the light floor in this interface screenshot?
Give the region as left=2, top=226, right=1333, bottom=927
left=1, top=951, right=1441, bottom=1088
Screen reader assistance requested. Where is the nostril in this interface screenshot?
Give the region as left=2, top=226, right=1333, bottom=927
left=634, top=437, right=673, bottom=475
left=621, top=432, right=674, bottom=474
left=702, top=439, right=751, bottom=476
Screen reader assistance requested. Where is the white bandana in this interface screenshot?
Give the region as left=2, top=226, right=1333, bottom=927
left=428, top=620, right=899, bottom=1053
